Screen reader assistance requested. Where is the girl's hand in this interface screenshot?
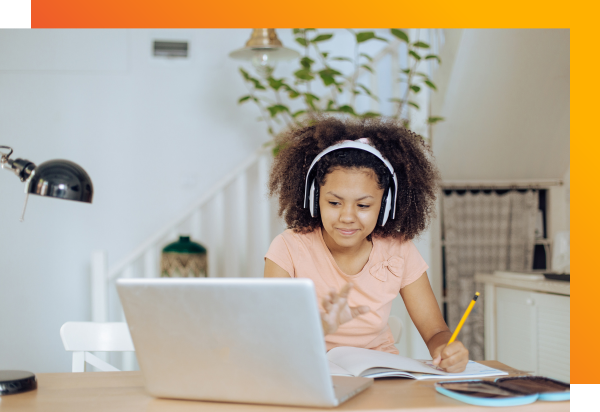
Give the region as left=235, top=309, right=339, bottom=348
left=431, top=341, right=469, bottom=373
left=321, top=283, right=370, bottom=335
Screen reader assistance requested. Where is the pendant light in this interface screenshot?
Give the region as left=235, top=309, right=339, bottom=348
left=229, top=29, right=300, bottom=78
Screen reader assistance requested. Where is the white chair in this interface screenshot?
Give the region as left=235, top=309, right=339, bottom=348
left=388, top=315, right=403, bottom=344
left=60, top=322, right=135, bottom=372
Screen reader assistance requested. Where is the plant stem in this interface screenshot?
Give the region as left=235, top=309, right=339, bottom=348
left=243, top=81, right=276, bottom=135
left=350, top=40, right=360, bottom=108
left=395, top=30, right=422, bottom=120
left=311, top=40, right=339, bottom=107
left=274, top=89, right=294, bottom=128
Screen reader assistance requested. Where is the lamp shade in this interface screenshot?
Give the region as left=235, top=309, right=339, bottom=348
left=27, top=159, right=93, bottom=203
left=229, top=29, right=300, bottom=62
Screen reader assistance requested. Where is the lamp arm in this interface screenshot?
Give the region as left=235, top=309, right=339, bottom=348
left=0, top=146, right=36, bottom=182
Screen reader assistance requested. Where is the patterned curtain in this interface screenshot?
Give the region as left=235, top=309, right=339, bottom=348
left=442, top=190, right=538, bottom=360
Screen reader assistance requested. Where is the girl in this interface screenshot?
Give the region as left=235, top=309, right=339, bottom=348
left=264, top=116, right=468, bottom=373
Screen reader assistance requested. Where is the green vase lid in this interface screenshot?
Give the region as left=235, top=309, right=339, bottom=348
left=162, top=236, right=207, bottom=254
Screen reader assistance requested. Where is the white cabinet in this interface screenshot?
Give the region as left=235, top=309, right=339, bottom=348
left=475, top=274, right=570, bottom=383
left=496, top=287, right=538, bottom=374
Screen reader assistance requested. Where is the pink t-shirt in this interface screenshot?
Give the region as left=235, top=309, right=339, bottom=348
left=265, top=227, right=428, bottom=354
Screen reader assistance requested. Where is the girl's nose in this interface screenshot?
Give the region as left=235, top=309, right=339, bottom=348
left=339, top=205, right=356, bottom=222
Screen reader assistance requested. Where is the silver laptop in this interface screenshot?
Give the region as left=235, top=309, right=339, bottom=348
left=116, top=278, right=372, bottom=407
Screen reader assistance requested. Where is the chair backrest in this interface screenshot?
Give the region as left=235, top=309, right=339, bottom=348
left=60, top=322, right=134, bottom=372
left=388, top=315, right=403, bottom=344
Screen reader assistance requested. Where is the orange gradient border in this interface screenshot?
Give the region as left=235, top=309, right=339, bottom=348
left=31, top=0, right=587, bottom=383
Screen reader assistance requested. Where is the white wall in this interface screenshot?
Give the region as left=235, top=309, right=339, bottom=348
left=0, top=29, right=269, bottom=373
left=432, top=29, right=569, bottom=181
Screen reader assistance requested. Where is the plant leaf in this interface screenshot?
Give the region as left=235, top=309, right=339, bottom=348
left=300, top=56, right=314, bottom=69
left=361, top=111, right=380, bottom=118
left=358, top=84, right=378, bottom=101
left=294, top=68, right=314, bottom=81
left=267, top=104, right=290, bottom=118
left=239, top=67, right=251, bottom=81
left=312, top=34, right=333, bottom=42
left=318, top=68, right=342, bottom=86
left=424, top=80, right=437, bottom=90
left=295, top=37, right=308, bottom=47
left=361, top=64, right=374, bottom=73
left=407, top=101, right=420, bottom=109
left=356, top=31, right=376, bottom=43
left=252, top=79, right=266, bottom=90
left=284, top=85, right=301, bottom=99
left=390, top=29, right=409, bottom=42
left=401, top=68, right=411, bottom=74
left=304, top=93, right=320, bottom=110
left=292, top=110, right=306, bottom=118
left=338, top=105, right=356, bottom=115
left=320, top=73, right=335, bottom=86
left=332, top=56, right=352, bottom=62
left=427, top=116, right=445, bottom=124
left=293, top=29, right=301, bottom=34
left=322, top=52, right=329, bottom=58
left=359, top=53, right=373, bottom=62
left=425, top=54, right=442, bottom=64
left=374, top=36, right=388, bottom=42
left=410, top=85, right=421, bottom=93
left=413, top=41, right=430, bottom=48
left=388, top=98, right=404, bottom=103
left=408, top=50, right=421, bottom=61
left=238, top=95, right=252, bottom=104
left=268, top=77, right=284, bottom=91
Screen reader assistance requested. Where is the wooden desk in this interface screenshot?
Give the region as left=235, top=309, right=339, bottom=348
left=2, top=362, right=568, bottom=411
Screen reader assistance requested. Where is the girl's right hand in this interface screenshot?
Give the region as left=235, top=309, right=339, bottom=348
left=321, top=283, right=370, bottom=335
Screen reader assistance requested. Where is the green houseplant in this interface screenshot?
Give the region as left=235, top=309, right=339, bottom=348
left=236, top=29, right=444, bottom=151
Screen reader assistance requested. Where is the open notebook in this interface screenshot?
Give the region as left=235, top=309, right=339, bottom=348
left=327, top=347, right=508, bottom=380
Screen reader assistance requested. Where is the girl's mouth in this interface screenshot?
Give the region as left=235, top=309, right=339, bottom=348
left=336, top=228, right=358, bottom=236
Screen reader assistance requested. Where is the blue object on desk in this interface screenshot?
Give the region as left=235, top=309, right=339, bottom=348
left=435, top=376, right=569, bottom=406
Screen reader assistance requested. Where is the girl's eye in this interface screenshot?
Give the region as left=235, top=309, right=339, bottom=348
left=358, top=204, right=370, bottom=209
left=329, top=201, right=340, bottom=206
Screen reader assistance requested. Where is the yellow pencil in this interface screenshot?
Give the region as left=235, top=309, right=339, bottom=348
left=447, top=292, right=480, bottom=345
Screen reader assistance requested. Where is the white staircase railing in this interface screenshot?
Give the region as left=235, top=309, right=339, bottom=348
left=90, top=148, right=283, bottom=370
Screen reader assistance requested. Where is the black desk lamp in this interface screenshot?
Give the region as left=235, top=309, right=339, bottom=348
left=0, top=145, right=93, bottom=395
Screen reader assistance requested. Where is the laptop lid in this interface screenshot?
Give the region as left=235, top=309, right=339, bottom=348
left=116, top=278, right=339, bottom=407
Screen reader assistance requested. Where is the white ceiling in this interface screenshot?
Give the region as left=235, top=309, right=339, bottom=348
left=431, top=29, right=569, bottom=181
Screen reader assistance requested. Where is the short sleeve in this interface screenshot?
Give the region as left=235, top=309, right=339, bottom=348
left=264, top=234, right=295, bottom=277
left=400, top=240, right=429, bottom=289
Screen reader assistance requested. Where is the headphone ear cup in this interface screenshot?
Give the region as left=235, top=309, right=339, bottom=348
left=313, top=183, right=320, bottom=218
left=378, top=188, right=392, bottom=226
left=309, top=181, right=316, bottom=217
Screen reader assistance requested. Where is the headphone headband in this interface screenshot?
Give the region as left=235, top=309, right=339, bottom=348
left=303, top=139, right=398, bottom=220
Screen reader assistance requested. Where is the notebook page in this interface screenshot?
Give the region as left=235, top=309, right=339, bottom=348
left=328, top=361, right=353, bottom=376
left=410, top=360, right=508, bottom=380
left=327, top=347, right=444, bottom=377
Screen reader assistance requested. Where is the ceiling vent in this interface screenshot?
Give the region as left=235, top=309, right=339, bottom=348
left=153, top=41, right=188, bottom=58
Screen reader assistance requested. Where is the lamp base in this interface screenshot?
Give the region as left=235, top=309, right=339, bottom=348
left=0, top=370, right=37, bottom=395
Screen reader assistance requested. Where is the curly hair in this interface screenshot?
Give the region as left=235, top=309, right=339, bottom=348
left=267, top=116, right=440, bottom=241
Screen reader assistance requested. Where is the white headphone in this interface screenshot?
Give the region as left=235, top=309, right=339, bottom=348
left=303, top=139, right=398, bottom=226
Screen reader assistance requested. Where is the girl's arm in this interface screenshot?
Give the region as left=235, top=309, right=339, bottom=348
left=263, top=258, right=369, bottom=334
left=264, top=258, right=292, bottom=278
left=400, top=272, right=469, bottom=373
